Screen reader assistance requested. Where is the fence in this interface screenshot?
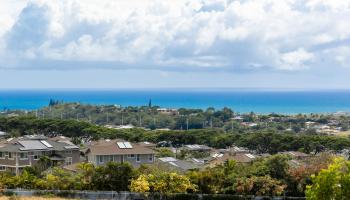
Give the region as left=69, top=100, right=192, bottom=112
left=2, top=189, right=306, bottom=200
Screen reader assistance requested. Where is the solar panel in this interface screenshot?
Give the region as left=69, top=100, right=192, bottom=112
left=117, top=142, right=126, bottom=149
left=169, top=162, right=178, bottom=167
left=245, top=154, right=255, bottom=159
left=18, top=140, right=47, bottom=150
left=41, top=140, right=53, bottom=148
left=123, top=142, right=133, bottom=149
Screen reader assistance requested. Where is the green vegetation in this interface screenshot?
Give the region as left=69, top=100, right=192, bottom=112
left=306, top=157, right=350, bottom=200
left=1, top=116, right=350, bottom=153
left=0, top=154, right=335, bottom=198
left=1, top=103, right=350, bottom=198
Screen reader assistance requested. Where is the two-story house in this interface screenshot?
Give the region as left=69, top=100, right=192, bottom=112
left=0, top=135, right=80, bottom=175
left=86, top=139, right=155, bottom=167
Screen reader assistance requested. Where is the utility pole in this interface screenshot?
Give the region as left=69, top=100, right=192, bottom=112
left=106, top=112, right=109, bottom=123
left=186, top=118, right=189, bottom=130
left=210, top=117, right=213, bottom=128
left=139, top=114, right=142, bottom=127
left=231, top=120, right=234, bottom=130
left=76, top=113, right=79, bottom=121
left=121, top=113, right=124, bottom=125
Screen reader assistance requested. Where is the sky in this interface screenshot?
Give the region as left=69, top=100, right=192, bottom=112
left=0, top=0, right=350, bottom=89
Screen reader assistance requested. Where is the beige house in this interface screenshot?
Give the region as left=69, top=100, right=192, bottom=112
left=86, top=139, right=155, bottom=167
left=0, top=135, right=80, bottom=175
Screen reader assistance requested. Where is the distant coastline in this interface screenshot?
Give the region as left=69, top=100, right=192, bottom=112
left=1, top=89, right=350, bottom=114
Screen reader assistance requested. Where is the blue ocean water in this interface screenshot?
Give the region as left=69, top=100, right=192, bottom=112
left=1, top=89, right=350, bottom=114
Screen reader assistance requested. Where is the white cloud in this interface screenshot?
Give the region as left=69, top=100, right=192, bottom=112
left=279, top=48, right=314, bottom=70
left=0, top=0, right=350, bottom=72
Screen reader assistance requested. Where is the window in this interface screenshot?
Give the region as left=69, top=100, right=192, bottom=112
left=33, top=152, right=41, bottom=160
left=0, top=166, right=5, bottom=171
left=0, top=152, right=4, bottom=159
left=99, top=155, right=103, bottom=163
left=148, top=154, right=153, bottom=162
left=136, top=154, right=140, bottom=162
left=127, top=154, right=135, bottom=158
left=8, top=152, right=13, bottom=160
left=65, top=150, right=72, bottom=154
left=20, top=152, right=28, bottom=160
left=65, top=157, right=72, bottom=166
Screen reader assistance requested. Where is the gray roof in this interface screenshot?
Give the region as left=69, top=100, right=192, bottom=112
left=18, top=140, right=49, bottom=150
left=158, top=157, right=200, bottom=171
left=0, top=138, right=79, bottom=152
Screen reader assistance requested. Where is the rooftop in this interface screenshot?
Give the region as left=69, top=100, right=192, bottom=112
left=0, top=135, right=79, bottom=152
left=87, top=139, right=155, bottom=155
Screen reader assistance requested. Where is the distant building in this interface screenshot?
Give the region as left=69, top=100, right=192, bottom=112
left=157, top=157, right=200, bottom=171
left=232, top=116, right=244, bottom=121
left=281, top=151, right=310, bottom=160
left=86, top=139, right=155, bottom=167
left=0, top=135, right=80, bottom=175
left=156, top=108, right=179, bottom=116
left=0, top=131, right=8, bottom=138
left=183, top=144, right=212, bottom=153
left=208, top=152, right=259, bottom=166
left=105, top=124, right=135, bottom=129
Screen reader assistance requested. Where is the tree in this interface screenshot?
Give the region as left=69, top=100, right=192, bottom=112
left=93, top=162, right=135, bottom=191
left=264, top=154, right=291, bottom=180
left=306, top=157, right=350, bottom=200
left=156, top=148, right=175, bottom=157
left=235, top=176, right=286, bottom=196
left=130, top=172, right=196, bottom=194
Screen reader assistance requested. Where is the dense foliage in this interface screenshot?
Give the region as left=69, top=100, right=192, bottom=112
left=1, top=116, right=350, bottom=153
left=0, top=154, right=335, bottom=198
left=306, top=157, right=350, bottom=200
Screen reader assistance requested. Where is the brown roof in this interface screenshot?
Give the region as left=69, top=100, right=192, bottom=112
left=87, top=139, right=155, bottom=155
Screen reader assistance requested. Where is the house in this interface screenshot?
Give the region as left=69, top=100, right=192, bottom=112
left=156, top=108, right=179, bottom=116
left=183, top=144, right=212, bottom=153
left=105, top=124, right=135, bottom=129
left=157, top=157, right=200, bottom=171
left=0, top=131, right=8, bottom=138
left=281, top=151, right=310, bottom=160
left=0, top=135, right=80, bottom=175
left=86, top=139, right=155, bottom=167
left=208, top=152, right=259, bottom=167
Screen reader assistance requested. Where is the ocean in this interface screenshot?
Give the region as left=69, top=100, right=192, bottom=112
left=1, top=89, right=350, bottom=114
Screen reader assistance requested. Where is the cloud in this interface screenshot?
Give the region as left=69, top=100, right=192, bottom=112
left=279, top=49, right=314, bottom=70
left=1, top=0, right=350, bottom=72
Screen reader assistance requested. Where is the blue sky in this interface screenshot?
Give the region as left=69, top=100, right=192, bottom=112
left=0, top=0, right=350, bottom=89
